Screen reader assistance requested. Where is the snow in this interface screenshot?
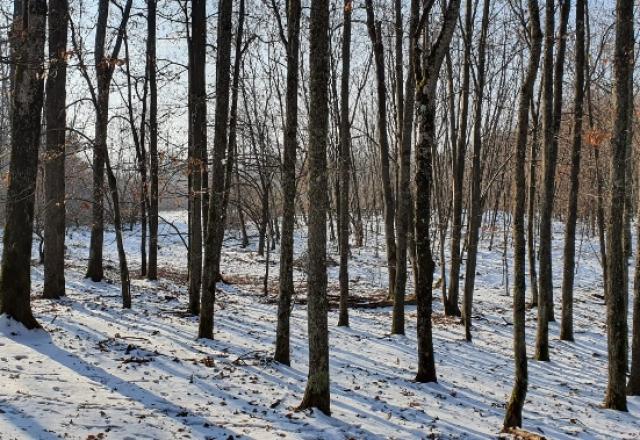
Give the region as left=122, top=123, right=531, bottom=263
left=0, top=211, right=639, bottom=439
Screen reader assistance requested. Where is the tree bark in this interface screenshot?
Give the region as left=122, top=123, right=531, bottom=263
left=503, top=0, right=542, bottom=429
left=0, top=0, right=47, bottom=329
left=604, top=0, right=633, bottom=411
left=393, top=0, right=418, bottom=336
left=337, top=0, right=352, bottom=328
left=86, top=0, right=132, bottom=283
left=199, top=0, right=233, bottom=339
left=147, top=0, right=159, bottom=281
left=413, top=0, right=461, bottom=383
left=365, top=0, right=396, bottom=301
left=527, top=99, right=540, bottom=307
left=560, top=0, right=585, bottom=342
left=462, top=0, right=491, bottom=342
left=447, top=0, right=474, bottom=318
left=43, top=0, right=69, bottom=299
left=274, top=0, right=301, bottom=364
left=298, top=0, right=331, bottom=415
left=188, top=0, right=206, bottom=316
left=535, top=0, right=558, bottom=361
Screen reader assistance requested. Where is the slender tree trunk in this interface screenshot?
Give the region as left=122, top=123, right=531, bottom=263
left=199, top=0, right=233, bottom=339
left=0, top=0, right=47, bottom=329
left=535, top=0, right=556, bottom=361
left=560, top=0, right=585, bottom=342
left=629, top=209, right=640, bottom=394
left=462, top=0, right=491, bottom=342
left=604, top=0, right=633, bottom=411
left=86, top=0, right=132, bottom=283
left=413, top=0, right=461, bottom=383
left=274, top=0, right=301, bottom=361
left=147, top=0, right=159, bottom=281
left=503, top=0, right=542, bottom=429
left=188, top=0, right=206, bottom=316
left=393, top=0, right=418, bottom=335
left=527, top=100, right=540, bottom=307
left=43, top=0, right=69, bottom=299
left=447, top=0, right=474, bottom=318
left=337, top=0, right=352, bottom=328
left=365, top=0, right=396, bottom=301
left=298, top=0, right=331, bottom=415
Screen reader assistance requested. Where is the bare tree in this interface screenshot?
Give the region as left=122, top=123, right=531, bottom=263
left=413, top=0, right=461, bottom=383
left=365, top=0, right=396, bottom=301
left=43, top=0, right=69, bottom=299
left=462, top=0, right=491, bottom=342
left=0, top=0, right=47, bottom=329
left=337, top=0, right=352, bottom=328
left=85, top=0, right=133, bottom=284
left=147, top=0, right=159, bottom=280
left=503, top=0, right=542, bottom=429
left=188, top=0, right=205, bottom=316
left=560, top=0, right=585, bottom=342
left=604, top=0, right=633, bottom=412
left=199, top=0, right=233, bottom=340
left=298, top=0, right=331, bottom=415
left=393, top=0, right=419, bottom=335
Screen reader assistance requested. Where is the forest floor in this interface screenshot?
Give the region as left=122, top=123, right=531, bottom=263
left=0, top=211, right=639, bottom=439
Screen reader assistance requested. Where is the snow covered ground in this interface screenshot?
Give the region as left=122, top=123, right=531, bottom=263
left=0, top=211, right=639, bottom=439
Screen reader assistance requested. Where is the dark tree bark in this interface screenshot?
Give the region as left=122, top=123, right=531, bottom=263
left=337, top=0, right=352, bottom=328
left=462, top=0, right=491, bottom=342
left=199, top=0, right=233, bottom=340
left=630, top=216, right=640, bottom=394
left=393, top=0, right=418, bottom=336
left=0, top=0, right=47, bottom=329
left=413, top=0, right=461, bottom=384
left=560, top=0, right=585, bottom=342
left=365, top=0, right=396, bottom=301
left=188, top=0, right=206, bottom=316
left=535, top=0, right=561, bottom=361
left=527, top=98, right=540, bottom=307
left=298, top=0, right=331, bottom=415
left=274, top=0, right=301, bottom=364
left=147, top=0, right=159, bottom=281
left=124, top=34, right=148, bottom=279
left=447, top=0, right=474, bottom=318
left=604, top=0, right=633, bottom=412
left=86, top=0, right=131, bottom=282
left=43, top=0, right=69, bottom=300
left=503, top=0, right=542, bottom=429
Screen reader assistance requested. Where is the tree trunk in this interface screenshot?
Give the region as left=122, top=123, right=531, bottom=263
left=535, top=0, right=557, bottom=361
left=199, top=0, right=233, bottom=340
left=188, top=0, right=206, bottom=316
left=560, top=0, right=585, bottom=342
left=365, top=0, right=396, bottom=301
left=86, top=0, right=132, bottom=283
left=274, top=0, right=300, bottom=361
left=413, top=0, right=461, bottom=383
left=393, top=0, right=418, bottom=335
left=298, top=0, right=331, bottom=415
left=527, top=100, right=540, bottom=307
left=604, top=0, right=633, bottom=412
left=337, top=0, right=352, bottom=328
left=503, top=0, right=542, bottom=429
left=147, top=0, right=159, bottom=281
left=0, top=0, right=47, bottom=329
left=447, top=0, right=474, bottom=318
left=43, top=0, right=69, bottom=300
left=462, top=0, right=491, bottom=342
left=629, top=210, right=640, bottom=395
